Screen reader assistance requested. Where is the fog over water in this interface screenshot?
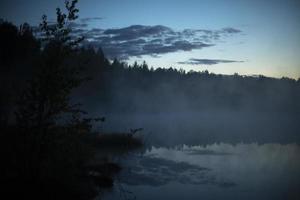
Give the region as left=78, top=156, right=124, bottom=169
left=71, top=51, right=300, bottom=200
left=102, top=143, right=300, bottom=200
left=1, top=1, right=300, bottom=199
left=97, top=111, right=300, bottom=146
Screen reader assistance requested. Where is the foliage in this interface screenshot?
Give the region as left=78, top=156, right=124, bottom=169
left=1, top=1, right=146, bottom=198
left=0, top=1, right=99, bottom=199
left=1, top=0, right=298, bottom=198
left=40, top=0, right=83, bottom=46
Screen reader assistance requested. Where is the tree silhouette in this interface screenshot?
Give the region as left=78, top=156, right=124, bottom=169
left=40, top=0, right=83, bottom=46
left=2, top=1, right=98, bottom=199
left=16, top=0, right=87, bottom=129
left=1, top=0, right=299, bottom=198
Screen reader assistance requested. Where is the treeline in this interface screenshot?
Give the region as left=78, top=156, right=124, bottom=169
left=73, top=51, right=300, bottom=115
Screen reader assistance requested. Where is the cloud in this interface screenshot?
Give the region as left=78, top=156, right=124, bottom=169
left=81, top=25, right=242, bottom=59
left=68, top=21, right=88, bottom=29
left=80, top=17, right=103, bottom=23
left=142, top=40, right=212, bottom=55
left=103, top=25, right=175, bottom=40
left=62, top=17, right=103, bottom=30
left=178, top=58, right=244, bottom=65
left=36, top=21, right=242, bottom=60
left=221, top=27, right=242, bottom=34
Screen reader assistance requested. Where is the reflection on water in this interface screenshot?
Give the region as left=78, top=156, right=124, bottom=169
left=103, top=143, right=300, bottom=200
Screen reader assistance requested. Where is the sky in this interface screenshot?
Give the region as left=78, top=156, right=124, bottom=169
left=1, top=0, right=300, bottom=79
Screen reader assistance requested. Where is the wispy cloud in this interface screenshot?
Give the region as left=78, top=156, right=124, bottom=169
left=83, top=25, right=242, bottom=59
left=221, top=27, right=242, bottom=34
left=178, top=58, right=244, bottom=65
left=80, top=17, right=103, bottom=23
left=36, top=21, right=243, bottom=60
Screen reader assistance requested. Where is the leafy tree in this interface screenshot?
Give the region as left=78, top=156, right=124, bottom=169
left=2, top=1, right=98, bottom=199
left=16, top=0, right=88, bottom=129
left=40, top=0, right=82, bottom=46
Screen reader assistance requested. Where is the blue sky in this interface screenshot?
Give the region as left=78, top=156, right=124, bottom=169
left=1, top=0, right=300, bottom=78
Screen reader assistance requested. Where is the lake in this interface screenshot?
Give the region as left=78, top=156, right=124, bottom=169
left=101, top=143, right=300, bottom=200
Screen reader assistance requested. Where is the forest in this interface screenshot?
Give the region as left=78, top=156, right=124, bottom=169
left=1, top=0, right=300, bottom=199
left=74, top=54, right=300, bottom=114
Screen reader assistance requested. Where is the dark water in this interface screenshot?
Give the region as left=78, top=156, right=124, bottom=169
left=96, top=112, right=300, bottom=199
left=102, top=143, right=300, bottom=200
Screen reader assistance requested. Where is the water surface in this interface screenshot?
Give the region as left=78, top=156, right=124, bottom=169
left=102, top=143, right=300, bottom=200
